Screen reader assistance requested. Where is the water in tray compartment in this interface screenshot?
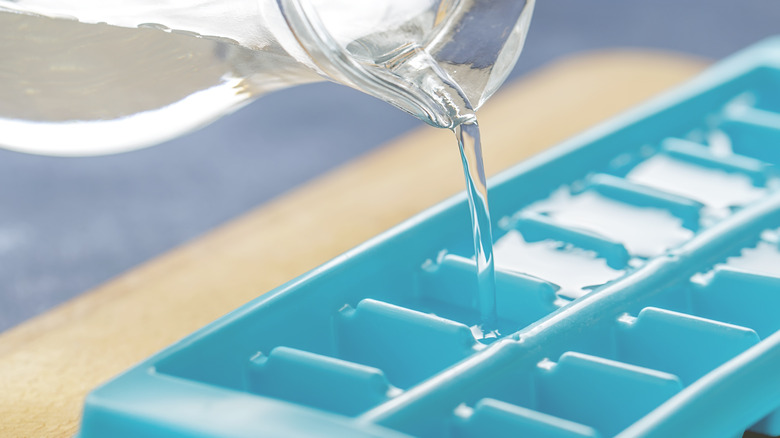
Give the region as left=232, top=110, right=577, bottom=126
left=526, top=187, right=693, bottom=258
left=493, top=229, right=624, bottom=299
left=626, top=154, right=766, bottom=212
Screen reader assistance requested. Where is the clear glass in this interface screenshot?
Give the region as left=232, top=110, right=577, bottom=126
left=0, top=0, right=534, bottom=155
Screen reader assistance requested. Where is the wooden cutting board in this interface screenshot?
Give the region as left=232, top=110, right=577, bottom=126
left=0, top=50, right=707, bottom=437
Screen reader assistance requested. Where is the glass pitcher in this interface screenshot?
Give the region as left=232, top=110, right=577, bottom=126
left=0, top=0, right=535, bottom=155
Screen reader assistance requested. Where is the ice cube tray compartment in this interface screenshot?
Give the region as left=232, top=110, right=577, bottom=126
left=78, top=38, right=780, bottom=437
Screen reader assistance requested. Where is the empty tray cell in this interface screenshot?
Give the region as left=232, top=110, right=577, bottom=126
left=336, top=299, right=481, bottom=389
left=509, top=211, right=630, bottom=268
left=493, top=229, right=625, bottom=300
left=625, top=148, right=767, bottom=212
left=614, top=330, right=780, bottom=438
left=724, top=87, right=780, bottom=124
left=746, top=68, right=780, bottom=113
left=523, top=186, right=692, bottom=258
left=615, top=307, right=760, bottom=385
left=535, top=352, right=682, bottom=437
left=585, top=173, right=703, bottom=230
left=720, top=109, right=780, bottom=165
left=419, top=254, right=560, bottom=328
left=245, top=346, right=399, bottom=416
left=691, top=267, right=780, bottom=339
left=453, top=398, right=600, bottom=438
left=153, top=302, right=342, bottom=391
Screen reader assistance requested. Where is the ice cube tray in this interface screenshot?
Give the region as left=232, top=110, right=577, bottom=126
left=78, top=39, right=780, bottom=438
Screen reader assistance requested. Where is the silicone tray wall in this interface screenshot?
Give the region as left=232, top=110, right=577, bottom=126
left=78, top=39, right=780, bottom=438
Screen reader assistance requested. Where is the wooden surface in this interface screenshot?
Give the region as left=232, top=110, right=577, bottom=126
left=0, top=50, right=707, bottom=437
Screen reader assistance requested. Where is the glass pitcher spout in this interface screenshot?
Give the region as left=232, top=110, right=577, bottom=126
left=0, top=0, right=534, bottom=155
left=277, top=0, right=535, bottom=128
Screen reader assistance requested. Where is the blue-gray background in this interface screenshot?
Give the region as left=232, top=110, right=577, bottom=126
left=1, top=1, right=779, bottom=331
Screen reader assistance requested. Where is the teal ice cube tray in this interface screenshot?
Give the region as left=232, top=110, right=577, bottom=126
left=78, top=39, right=780, bottom=438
